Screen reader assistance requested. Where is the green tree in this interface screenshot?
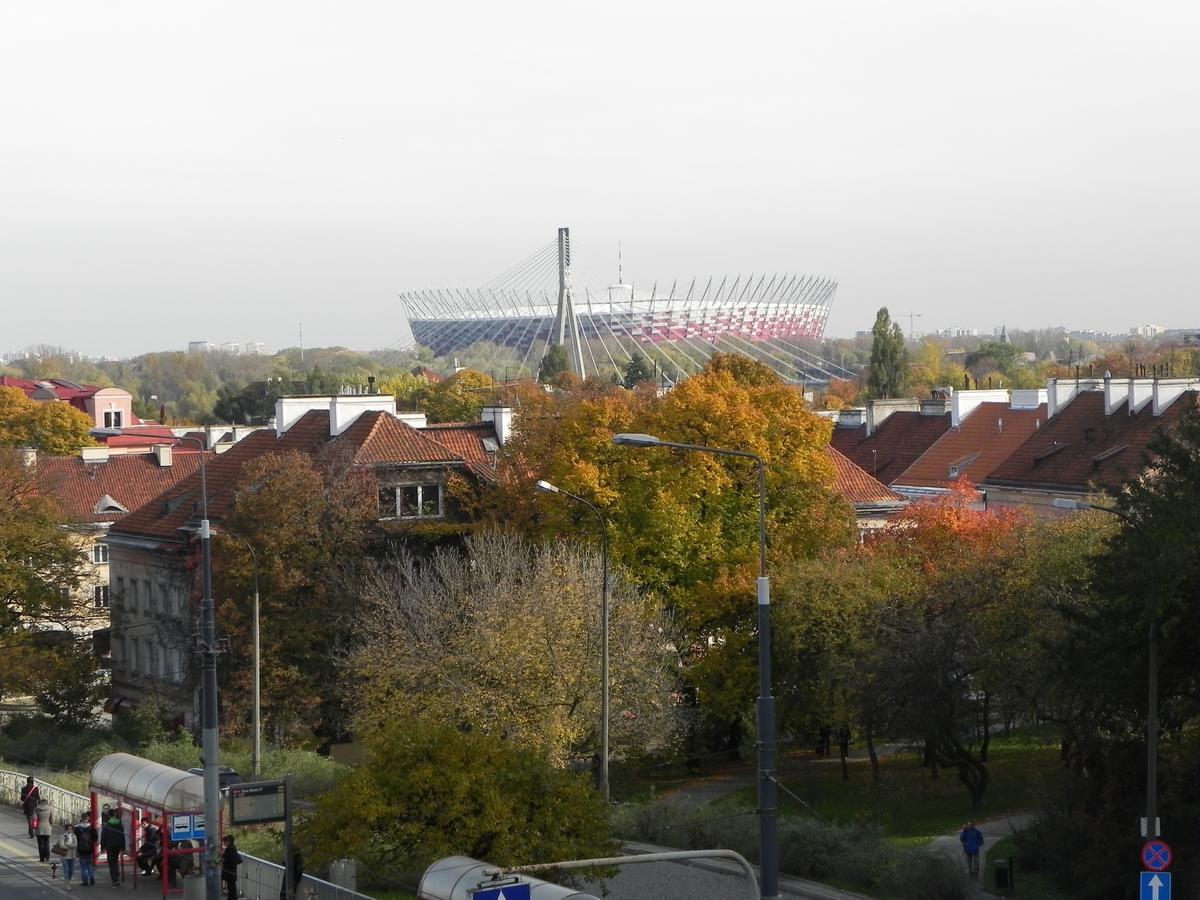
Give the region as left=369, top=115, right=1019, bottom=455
left=351, top=531, right=681, bottom=767
left=622, top=351, right=653, bottom=389
left=424, top=370, right=495, bottom=423
left=866, top=307, right=907, bottom=399
left=33, top=639, right=105, bottom=728
left=214, top=447, right=378, bottom=740
left=0, top=449, right=90, bottom=698
left=303, top=717, right=613, bottom=885
left=538, top=344, right=570, bottom=383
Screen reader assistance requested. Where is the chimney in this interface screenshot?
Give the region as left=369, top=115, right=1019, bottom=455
left=997, top=418, right=1003, bottom=434
left=80, top=446, right=111, bottom=464
left=480, top=406, right=514, bottom=445
left=17, top=446, right=37, bottom=469
left=153, top=444, right=173, bottom=467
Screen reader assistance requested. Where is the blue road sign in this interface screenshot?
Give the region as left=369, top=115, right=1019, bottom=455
left=1141, top=872, right=1171, bottom=900
left=169, top=813, right=205, bottom=842
left=1143, top=840, right=1173, bottom=872
left=470, top=883, right=531, bottom=900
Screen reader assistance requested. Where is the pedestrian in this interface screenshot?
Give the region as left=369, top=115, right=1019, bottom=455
left=20, top=776, right=40, bottom=838
left=959, top=820, right=984, bottom=877
left=137, top=816, right=162, bottom=876
left=75, top=813, right=98, bottom=886
left=221, top=834, right=243, bottom=900
left=100, top=808, right=125, bottom=887
left=279, top=848, right=303, bottom=900
left=54, top=822, right=78, bottom=890
left=35, top=795, right=54, bottom=862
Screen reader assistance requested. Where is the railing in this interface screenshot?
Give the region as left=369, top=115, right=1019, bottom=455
left=0, top=768, right=373, bottom=900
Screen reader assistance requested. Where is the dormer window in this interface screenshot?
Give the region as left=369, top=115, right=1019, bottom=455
left=94, top=495, right=129, bottom=515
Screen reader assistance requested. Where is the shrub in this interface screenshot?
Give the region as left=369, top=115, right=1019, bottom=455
left=613, top=797, right=967, bottom=900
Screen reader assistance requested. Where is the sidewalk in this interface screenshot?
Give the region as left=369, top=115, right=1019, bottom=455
left=0, top=803, right=170, bottom=897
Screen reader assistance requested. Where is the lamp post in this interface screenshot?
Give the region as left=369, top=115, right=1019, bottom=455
left=612, top=433, right=777, bottom=900
left=216, top=531, right=262, bottom=781
left=535, top=479, right=610, bottom=802
left=93, top=428, right=222, bottom=899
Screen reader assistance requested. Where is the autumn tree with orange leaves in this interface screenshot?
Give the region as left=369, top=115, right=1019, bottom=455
left=479, top=354, right=857, bottom=753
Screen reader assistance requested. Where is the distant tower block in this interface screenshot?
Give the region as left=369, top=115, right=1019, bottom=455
left=397, top=228, right=851, bottom=386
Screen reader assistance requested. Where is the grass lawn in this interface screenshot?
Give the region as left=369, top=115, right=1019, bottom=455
left=717, top=733, right=1062, bottom=844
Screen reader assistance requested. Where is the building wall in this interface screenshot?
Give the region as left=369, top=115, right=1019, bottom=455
left=107, top=540, right=196, bottom=711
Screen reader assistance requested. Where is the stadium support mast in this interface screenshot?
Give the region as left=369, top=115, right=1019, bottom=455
left=552, top=226, right=587, bottom=378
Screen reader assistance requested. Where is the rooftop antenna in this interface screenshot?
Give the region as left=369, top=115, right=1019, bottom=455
left=299, top=321, right=304, bottom=364
left=618, top=241, right=623, bottom=285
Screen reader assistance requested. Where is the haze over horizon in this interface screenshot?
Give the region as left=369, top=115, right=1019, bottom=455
left=3, top=1, right=1198, bottom=359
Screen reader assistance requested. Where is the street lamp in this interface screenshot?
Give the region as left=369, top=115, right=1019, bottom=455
left=611, top=433, right=778, bottom=900
left=216, top=531, right=262, bottom=781
left=93, top=428, right=223, bottom=899
left=535, top=479, right=610, bottom=802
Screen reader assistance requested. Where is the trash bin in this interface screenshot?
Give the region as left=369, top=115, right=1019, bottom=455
left=994, top=857, right=1012, bottom=890
left=183, top=873, right=205, bottom=900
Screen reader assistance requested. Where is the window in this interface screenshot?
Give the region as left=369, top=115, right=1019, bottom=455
left=158, top=582, right=169, bottom=616
left=143, top=580, right=152, bottom=613
left=114, top=577, right=125, bottom=609
left=130, top=638, right=140, bottom=675
left=92, top=544, right=109, bottom=564
left=103, top=410, right=123, bottom=428
left=379, top=484, right=443, bottom=519
left=94, top=585, right=110, bottom=608
left=130, top=580, right=139, bottom=609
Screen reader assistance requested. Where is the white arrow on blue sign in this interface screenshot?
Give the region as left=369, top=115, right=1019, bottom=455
left=1141, top=871, right=1171, bottom=900
left=471, top=884, right=532, bottom=900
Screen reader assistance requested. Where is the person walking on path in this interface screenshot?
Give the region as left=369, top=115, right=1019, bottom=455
left=75, top=813, right=98, bottom=886
left=221, top=834, right=243, bottom=900
left=54, top=822, right=78, bottom=890
left=34, top=796, right=54, bottom=862
left=20, top=776, right=40, bottom=838
left=959, top=821, right=985, bottom=878
left=100, top=809, right=125, bottom=887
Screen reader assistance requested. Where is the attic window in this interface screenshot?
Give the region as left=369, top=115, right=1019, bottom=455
left=947, top=452, right=980, bottom=480
left=379, top=484, right=443, bottom=520
left=94, top=494, right=129, bottom=515
left=481, top=438, right=500, bottom=453
left=1033, top=442, right=1069, bottom=465
left=1092, top=444, right=1128, bottom=465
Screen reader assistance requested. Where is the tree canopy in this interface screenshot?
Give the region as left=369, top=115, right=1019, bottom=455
left=303, top=717, right=612, bottom=885
left=350, top=530, right=681, bottom=767
left=866, top=307, right=907, bottom=399
left=0, top=387, right=96, bottom=455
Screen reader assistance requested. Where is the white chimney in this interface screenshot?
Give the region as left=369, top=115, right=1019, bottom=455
left=395, top=412, right=428, bottom=429
left=153, top=444, right=173, bottom=467
left=17, top=446, right=37, bottom=469
left=480, top=406, right=514, bottom=445
left=80, top=446, right=111, bottom=463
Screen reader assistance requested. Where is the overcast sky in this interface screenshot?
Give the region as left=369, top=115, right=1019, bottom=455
left=2, top=1, right=1198, bottom=359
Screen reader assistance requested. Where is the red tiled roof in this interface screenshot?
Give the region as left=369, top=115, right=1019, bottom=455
left=35, top=451, right=210, bottom=523
left=830, top=410, right=952, bottom=485
left=421, top=422, right=500, bottom=477
left=985, top=390, right=1200, bottom=493
left=894, top=402, right=1048, bottom=489
left=344, top=412, right=465, bottom=466
left=827, top=446, right=907, bottom=509
left=108, top=408, right=493, bottom=543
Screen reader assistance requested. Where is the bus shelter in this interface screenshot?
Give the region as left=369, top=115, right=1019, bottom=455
left=90, top=753, right=214, bottom=896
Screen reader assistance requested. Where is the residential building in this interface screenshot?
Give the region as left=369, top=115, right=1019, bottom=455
left=983, top=377, right=1200, bottom=509
left=826, top=446, right=908, bottom=533
left=29, top=444, right=209, bottom=659
left=103, top=394, right=508, bottom=717
left=830, top=396, right=953, bottom=485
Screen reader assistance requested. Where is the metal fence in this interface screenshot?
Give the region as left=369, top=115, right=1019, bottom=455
left=0, top=768, right=374, bottom=900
